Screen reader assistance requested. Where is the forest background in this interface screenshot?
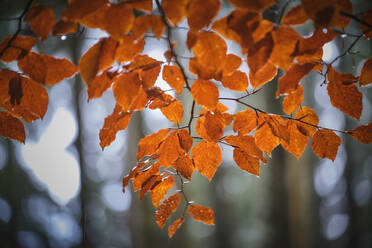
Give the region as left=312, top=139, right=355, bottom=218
left=0, top=0, right=372, bottom=247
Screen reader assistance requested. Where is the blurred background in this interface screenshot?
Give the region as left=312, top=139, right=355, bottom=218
left=1, top=0, right=372, bottom=247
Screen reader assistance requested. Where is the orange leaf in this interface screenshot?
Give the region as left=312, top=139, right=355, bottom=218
left=282, top=5, right=309, bottom=25
left=193, top=32, right=227, bottom=78
left=187, top=0, right=220, bottom=31
left=62, top=0, right=107, bottom=22
left=0, top=70, right=48, bottom=122
left=137, top=129, right=170, bottom=161
left=282, top=85, right=304, bottom=114
left=79, top=38, right=118, bottom=84
left=233, top=148, right=260, bottom=176
left=203, top=112, right=225, bottom=142
left=266, top=115, right=290, bottom=144
left=99, top=104, right=131, bottom=150
left=174, top=153, right=194, bottom=180
left=102, top=3, right=134, bottom=40
left=0, top=35, right=36, bottom=63
left=151, top=176, right=174, bottom=207
left=224, top=135, right=265, bottom=162
left=223, top=54, right=242, bottom=75
left=276, top=63, right=314, bottom=97
left=254, top=122, right=280, bottom=156
left=192, top=141, right=222, bottom=181
left=158, top=131, right=184, bottom=168
left=155, top=193, right=181, bottom=229
left=221, top=70, right=248, bottom=92
left=191, top=79, right=219, bottom=111
left=133, top=163, right=160, bottom=191
left=281, top=120, right=309, bottom=159
left=269, top=26, right=301, bottom=71
left=252, top=19, right=274, bottom=43
left=160, top=100, right=184, bottom=124
left=87, top=70, right=114, bottom=100
left=327, top=67, right=362, bottom=120
left=52, top=20, right=78, bottom=36
left=177, top=129, right=193, bottom=152
left=25, top=3, right=55, bottom=40
left=0, top=111, right=25, bottom=143
left=249, top=62, right=277, bottom=89
left=302, top=0, right=352, bottom=28
left=227, top=0, right=275, bottom=12
left=115, top=35, right=145, bottom=63
left=162, top=65, right=185, bottom=94
left=126, top=55, right=162, bottom=89
left=151, top=16, right=166, bottom=39
left=188, top=205, right=215, bottom=225
left=113, top=72, right=141, bottom=111
left=18, top=52, right=77, bottom=85
left=347, top=123, right=372, bottom=144
left=295, top=106, right=319, bottom=136
left=168, top=218, right=184, bottom=238
left=130, top=86, right=149, bottom=111
left=360, top=56, right=372, bottom=86
left=233, top=109, right=258, bottom=135
left=139, top=173, right=163, bottom=200
left=312, top=129, right=341, bottom=161
left=162, top=0, right=188, bottom=25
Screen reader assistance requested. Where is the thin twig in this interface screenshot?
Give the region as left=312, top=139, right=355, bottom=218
left=154, top=0, right=191, bottom=90
left=0, top=0, right=34, bottom=58
left=339, top=11, right=372, bottom=30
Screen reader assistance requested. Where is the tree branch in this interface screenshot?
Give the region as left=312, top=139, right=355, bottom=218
left=0, top=0, right=34, bottom=58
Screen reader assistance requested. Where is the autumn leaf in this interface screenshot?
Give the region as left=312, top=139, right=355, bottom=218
left=360, top=57, right=372, bottom=86
left=62, top=0, right=108, bottom=22
left=225, top=135, right=265, bottom=162
left=192, top=141, right=222, bottom=181
left=282, top=5, right=309, bottom=25
left=327, top=67, right=362, bottom=120
left=233, top=109, right=258, bottom=135
left=174, top=153, right=194, bottom=180
left=155, top=193, right=181, bottom=229
left=160, top=100, right=184, bottom=124
left=233, top=148, right=260, bottom=176
left=295, top=107, right=319, bottom=136
left=157, top=131, right=184, bottom=168
left=221, top=70, right=248, bottom=92
left=0, top=70, right=48, bottom=122
left=132, top=163, right=160, bottom=191
left=25, top=3, right=55, bottom=40
left=222, top=54, right=242, bottom=75
left=52, top=20, right=78, bottom=36
left=137, top=129, right=170, bottom=161
left=276, top=63, right=314, bottom=97
left=128, top=0, right=153, bottom=12
left=79, top=38, right=118, bottom=84
left=227, top=0, right=275, bottom=12
left=282, top=85, right=304, bottom=114
left=162, top=0, right=188, bottom=26
left=301, top=0, right=352, bottom=28
left=151, top=176, right=174, bottom=208
left=188, top=205, right=215, bottom=225
left=281, top=120, right=309, bottom=159
left=162, top=65, right=185, bottom=94
left=177, top=129, right=193, bottom=152
left=87, top=70, right=115, bottom=100
left=113, top=72, right=141, bottom=111
left=103, top=3, right=134, bottom=40
left=18, top=52, right=77, bottom=85
left=0, top=35, right=36, bottom=63
left=347, top=123, right=372, bottom=144
left=187, top=0, right=220, bottom=32
left=254, top=122, right=280, bottom=156
left=191, top=79, right=219, bottom=111
left=99, top=105, right=131, bottom=150
left=0, top=111, right=25, bottom=143
left=312, top=129, right=341, bottom=161
left=115, top=35, right=145, bottom=63
left=168, top=218, right=184, bottom=238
